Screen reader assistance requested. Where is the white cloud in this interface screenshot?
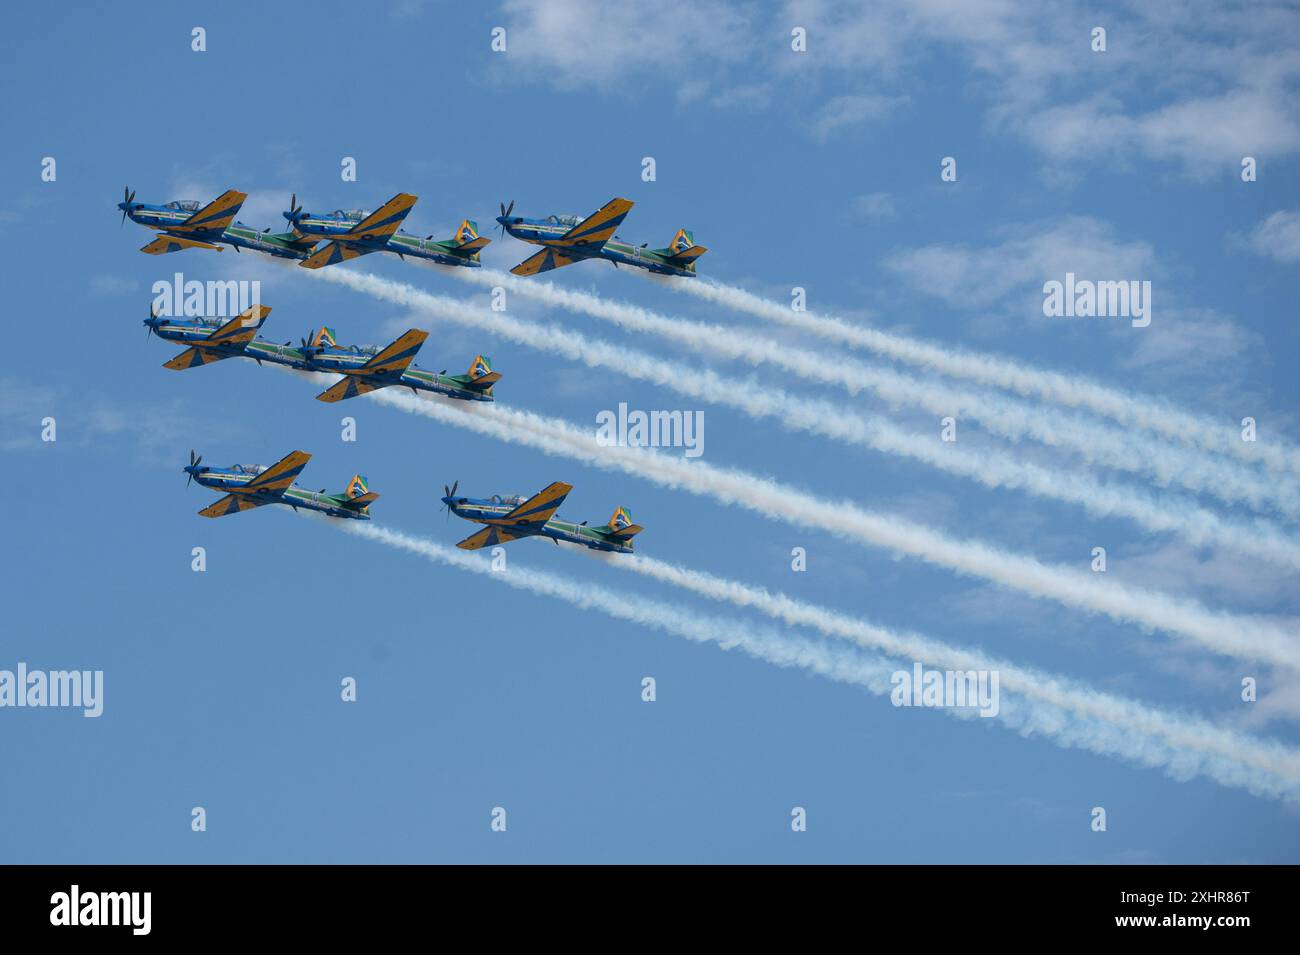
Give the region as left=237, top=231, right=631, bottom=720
left=498, top=1, right=1300, bottom=172
left=90, top=275, right=138, bottom=296
left=1245, top=210, right=1300, bottom=265
left=809, top=93, right=907, bottom=141
left=499, top=0, right=755, bottom=98
left=883, top=216, right=1157, bottom=309
left=851, top=192, right=898, bottom=221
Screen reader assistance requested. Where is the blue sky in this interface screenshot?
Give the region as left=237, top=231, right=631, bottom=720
left=1, top=1, right=1298, bottom=862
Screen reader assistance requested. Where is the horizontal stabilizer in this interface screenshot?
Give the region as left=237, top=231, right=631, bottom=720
left=455, top=235, right=491, bottom=254
left=605, top=522, right=644, bottom=540
left=667, top=244, right=708, bottom=263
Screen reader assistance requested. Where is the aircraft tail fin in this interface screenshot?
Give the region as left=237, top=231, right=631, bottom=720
left=465, top=354, right=501, bottom=391
left=313, top=326, right=338, bottom=348
left=341, top=474, right=379, bottom=510
left=602, top=505, right=644, bottom=540
left=451, top=219, right=491, bottom=255
left=660, top=228, right=708, bottom=266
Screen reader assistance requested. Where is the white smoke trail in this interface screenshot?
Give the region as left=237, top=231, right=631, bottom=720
left=340, top=521, right=1299, bottom=800
left=603, top=550, right=1300, bottom=792
left=354, top=385, right=1300, bottom=671
left=427, top=267, right=1300, bottom=519
left=673, top=277, right=1300, bottom=480
left=308, top=268, right=1300, bottom=567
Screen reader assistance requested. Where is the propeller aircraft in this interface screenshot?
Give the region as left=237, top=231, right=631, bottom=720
left=494, top=198, right=707, bottom=277
left=146, top=307, right=500, bottom=403
left=184, top=449, right=377, bottom=520
left=283, top=193, right=490, bottom=270
left=440, top=480, right=644, bottom=553
left=118, top=186, right=319, bottom=260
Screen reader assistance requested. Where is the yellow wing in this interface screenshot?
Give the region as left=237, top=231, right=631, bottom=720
left=141, top=235, right=224, bottom=255
left=173, top=189, right=247, bottom=234
left=359, top=329, right=428, bottom=375
left=300, top=241, right=373, bottom=270
left=554, top=197, right=634, bottom=247
left=491, top=481, right=573, bottom=529
left=241, top=450, right=311, bottom=494
left=510, top=247, right=580, bottom=276
left=315, top=378, right=380, bottom=403
left=198, top=494, right=269, bottom=518
left=344, top=193, right=418, bottom=240
left=455, top=526, right=530, bottom=550
left=161, top=305, right=269, bottom=370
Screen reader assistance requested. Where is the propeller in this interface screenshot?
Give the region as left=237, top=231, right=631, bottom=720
left=120, top=186, right=137, bottom=226
left=145, top=303, right=158, bottom=339
left=299, top=329, right=320, bottom=357
left=186, top=449, right=203, bottom=487
left=285, top=192, right=303, bottom=227
left=497, top=199, right=515, bottom=237
left=441, top=480, right=460, bottom=520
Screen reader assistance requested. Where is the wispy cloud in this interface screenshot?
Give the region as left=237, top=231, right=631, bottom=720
left=1243, top=210, right=1300, bottom=265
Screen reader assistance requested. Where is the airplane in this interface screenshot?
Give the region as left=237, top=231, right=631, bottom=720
left=184, top=449, right=377, bottom=520
left=283, top=193, right=490, bottom=269
left=494, top=197, right=707, bottom=277
left=145, top=307, right=501, bottom=402
left=440, top=480, right=644, bottom=553
left=117, top=186, right=319, bottom=260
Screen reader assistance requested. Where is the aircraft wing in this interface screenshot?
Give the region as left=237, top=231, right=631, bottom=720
left=174, top=189, right=247, bottom=234
left=360, top=329, right=429, bottom=376
left=510, top=247, right=581, bottom=276
left=241, top=450, right=312, bottom=495
left=493, top=481, right=573, bottom=529
left=300, top=241, right=375, bottom=270
left=345, top=193, right=418, bottom=240
left=554, top=198, right=634, bottom=247
left=164, top=346, right=236, bottom=370
left=208, top=305, right=271, bottom=344
left=315, top=378, right=381, bottom=403
left=162, top=305, right=269, bottom=371
left=141, top=234, right=224, bottom=255
left=455, top=526, right=534, bottom=550
left=198, top=494, right=270, bottom=518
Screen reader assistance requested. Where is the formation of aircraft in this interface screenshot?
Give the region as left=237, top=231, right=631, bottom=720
left=120, top=187, right=706, bottom=281
left=122, top=187, right=661, bottom=544
left=119, top=187, right=489, bottom=270
left=495, top=198, right=707, bottom=277
left=185, top=449, right=377, bottom=520
left=440, top=480, right=644, bottom=553
left=146, top=305, right=500, bottom=403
